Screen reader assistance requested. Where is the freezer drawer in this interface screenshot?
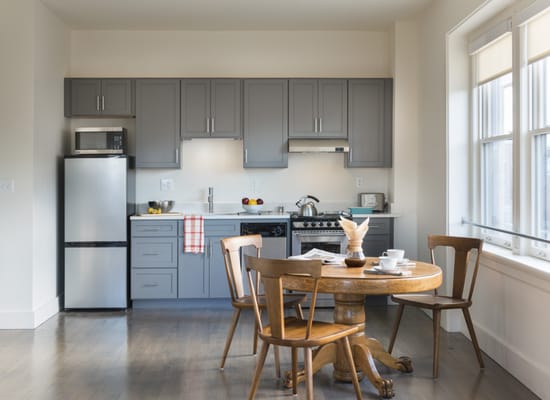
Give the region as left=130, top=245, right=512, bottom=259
left=65, top=247, right=127, bottom=308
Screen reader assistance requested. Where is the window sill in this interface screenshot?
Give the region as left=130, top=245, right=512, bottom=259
left=481, top=243, right=550, bottom=293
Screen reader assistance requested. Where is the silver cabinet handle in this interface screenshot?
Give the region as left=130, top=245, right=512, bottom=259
left=143, top=283, right=159, bottom=288
left=319, top=117, right=322, bottom=132
left=143, top=253, right=160, bottom=256
left=244, top=148, right=248, bottom=163
left=206, top=117, right=210, bottom=133
left=314, top=118, right=318, bottom=132
left=349, top=148, right=353, bottom=162
left=175, top=148, right=179, bottom=164
left=211, top=117, right=215, bottom=133
left=96, top=96, right=100, bottom=111
left=101, top=96, right=105, bottom=111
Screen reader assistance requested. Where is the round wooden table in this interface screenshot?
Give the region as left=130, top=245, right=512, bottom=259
left=282, top=258, right=442, bottom=398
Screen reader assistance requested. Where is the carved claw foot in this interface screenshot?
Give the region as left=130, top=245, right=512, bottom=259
left=395, top=356, right=413, bottom=373
left=380, top=378, right=395, bottom=398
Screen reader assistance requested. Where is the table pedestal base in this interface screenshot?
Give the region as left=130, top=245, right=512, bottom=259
left=284, top=293, right=413, bottom=398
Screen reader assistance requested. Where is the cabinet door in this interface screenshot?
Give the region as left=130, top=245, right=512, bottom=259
left=69, top=79, right=102, bottom=116
left=181, top=79, right=210, bottom=139
left=101, top=79, right=134, bottom=116
left=135, top=79, right=181, bottom=168
left=208, top=236, right=231, bottom=298
left=243, top=79, right=288, bottom=168
left=178, top=238, right=208, bottom=298
left=347, top=79, right=393, bottom=168
left=211, top=79, right=241, bottom=138
left=318, top=79, right=347, bottom=138
left=289, top=79, right=317, bottom=138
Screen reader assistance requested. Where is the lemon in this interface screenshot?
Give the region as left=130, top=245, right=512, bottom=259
left=249, top=199, right=257, bottom=205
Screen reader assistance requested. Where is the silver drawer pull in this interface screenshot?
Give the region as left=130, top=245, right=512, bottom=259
left=143, top=253, right=160, bottom=256
left=143, top=283, right=159, bottom=288
left=142, top=229, right=160, bottom=232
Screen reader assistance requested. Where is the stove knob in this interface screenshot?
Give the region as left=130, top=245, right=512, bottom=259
left=310, top=222, right=317, bottom=227
left=318, top=221, right=324, bottom=227
left=326, top=221, right=333, bottom=227
left=303, top=222, right=309, bottom=227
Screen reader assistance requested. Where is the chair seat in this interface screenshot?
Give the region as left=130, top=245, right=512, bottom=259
left=233, top=293, right=307, bottom=309
left=391, top=293, right=471, bottom=309
left=260, top=317, right=361, bottom=348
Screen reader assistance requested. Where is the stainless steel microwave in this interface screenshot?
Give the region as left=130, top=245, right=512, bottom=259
left=74, top=127, right=126, bottom=154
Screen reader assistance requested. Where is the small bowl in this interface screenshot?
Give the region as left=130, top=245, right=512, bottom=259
left=242, top=204, right=263, bottom=214
left=148, top=200, right=175, bottom=213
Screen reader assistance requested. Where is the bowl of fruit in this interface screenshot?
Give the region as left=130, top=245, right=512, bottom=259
left=148, top=200, right=175, bottom=214
left=242, top=197, right=264, bottom=214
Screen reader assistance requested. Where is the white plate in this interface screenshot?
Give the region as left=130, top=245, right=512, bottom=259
left=372, top=265, right=402, bottom=274
left=396, top=258, right=410, bottom=265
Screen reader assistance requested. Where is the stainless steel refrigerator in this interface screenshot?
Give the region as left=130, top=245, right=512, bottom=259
left=64, top=155, right=135, bottom=309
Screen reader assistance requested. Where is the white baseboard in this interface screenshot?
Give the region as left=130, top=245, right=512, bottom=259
left=0, top=296, right=60, bottom=329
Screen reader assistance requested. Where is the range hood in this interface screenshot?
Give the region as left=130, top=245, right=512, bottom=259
left=288, top=139, right=350, bottom=153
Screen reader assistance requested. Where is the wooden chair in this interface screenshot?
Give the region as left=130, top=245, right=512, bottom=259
left=219, top=234, right=306, bottom=370
left=244, top=254, right=364, bottom=400
left=387, top=235, right=485, bottom=378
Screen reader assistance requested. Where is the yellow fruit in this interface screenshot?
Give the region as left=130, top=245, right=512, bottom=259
left=148, top=207, right=154, bottom=214
left=248, top=199, right=257, bottom=205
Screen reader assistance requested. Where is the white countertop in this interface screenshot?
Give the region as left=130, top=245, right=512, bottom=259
left=130, top=212, right=398, bottom=220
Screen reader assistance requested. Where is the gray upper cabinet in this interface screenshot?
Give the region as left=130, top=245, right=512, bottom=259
left=181, top=79, right=242, bottom=139
left=65, top=78, right=134, bottom=117
left=243, top=79, right=288, bottom=168
left=289, top=79, right=347, bottom=138
left=135, top=79, right=181, bottom=168
left=347, top=79, right=393, bottom=168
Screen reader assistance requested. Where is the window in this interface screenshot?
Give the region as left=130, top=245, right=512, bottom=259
left=470, top=4, right=550, bottom=259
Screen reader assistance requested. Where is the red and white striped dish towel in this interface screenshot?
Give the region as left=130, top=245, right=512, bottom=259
left=184, top=215, right=205, bottom=253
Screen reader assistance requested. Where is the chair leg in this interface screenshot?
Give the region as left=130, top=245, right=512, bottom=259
left=253, top=318, right=259, bottom=355
left=304, top=347, right=314, bottom=400
left=462, top=308, right=485, bottom=369
left=291, top=347, right=298, bottom=395
left=388, top=303, right=405, bottom=353
left=220, top=308, right=241, bottom=369
left=295, top=303, right=304, bottom=320
left=432, top=309, right=441, bottom=379
left=248, top=341, right=269, bottom=400
left=341, top=337, right=363, bottom=400
left=273, top=345, right=281, bottom=378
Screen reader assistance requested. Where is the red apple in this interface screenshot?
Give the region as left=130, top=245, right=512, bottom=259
left=242, top=197, right=249, bottom=205
left=257, top=198, right=264, bottom=205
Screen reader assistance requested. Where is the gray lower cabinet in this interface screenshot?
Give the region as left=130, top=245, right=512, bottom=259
left=178, top=219, right=240, bottom=299
left=131, top=221, right=178, bottom=299
left=181, top=79, right=241, bottom=139
left=354, top=217, right=394, bottom=257
left=135, top=79, right=181, bottom=168
left=289, top=79, right=347, bottom=138
left=243, top=79, right=288, bottom=168
left=65, top=78, right=134, bottom=117
left=347, top=79, right=393, bottom=168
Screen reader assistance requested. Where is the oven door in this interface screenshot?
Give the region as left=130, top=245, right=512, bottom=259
left=291, top=231, right=347, bottom=256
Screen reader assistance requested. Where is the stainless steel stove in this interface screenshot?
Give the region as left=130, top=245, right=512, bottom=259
left=290, top=212, right=351, bottom=257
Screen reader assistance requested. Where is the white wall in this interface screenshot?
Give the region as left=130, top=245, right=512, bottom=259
left=68, top=30, right=395, bottom=215
left=0, top=0, right=69, bottom=329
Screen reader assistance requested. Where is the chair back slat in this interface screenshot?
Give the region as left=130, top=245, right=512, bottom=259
left=221, top=235, right=262, bottom=301
left=428, top=235, right=483, bottom=301
left=244, top=255, right=322, bottom=340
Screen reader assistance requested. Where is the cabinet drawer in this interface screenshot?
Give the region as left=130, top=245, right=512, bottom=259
left=178, top=220, right=240, bottom=237
left=354, top=217, right=392, bottom=235
left=132, top=221, right=178, bottom=237
left=131, top=268, right=177, bottom=299
left=131, top=237, right=178, bottom=268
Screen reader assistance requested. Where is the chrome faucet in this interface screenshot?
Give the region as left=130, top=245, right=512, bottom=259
left=208, top=187, right=214, bottom=213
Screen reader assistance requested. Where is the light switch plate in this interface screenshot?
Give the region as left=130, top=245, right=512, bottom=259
left=160, top=178, right=174, bottom=191
left=0, top=179, right=14, bottom=192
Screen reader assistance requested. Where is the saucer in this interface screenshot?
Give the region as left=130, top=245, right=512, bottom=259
left=373, top=266, right=400, bottom=273
left=396, top=258, right=410, bottom=265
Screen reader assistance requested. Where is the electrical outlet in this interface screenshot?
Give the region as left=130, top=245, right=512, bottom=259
left=355, top=177, right=364, bottom=188
left=160, top=178, right=174, bottom=191
left=0, top=179, right=14, bottom=192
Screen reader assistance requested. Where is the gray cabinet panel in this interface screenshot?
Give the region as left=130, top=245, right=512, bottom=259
left=66, top=78, right=134, bottom=117
left=131, top=237, right=178, bottom=268
left=131, top=268, right=177, bottom=299
left=208, top=236, right=230, bottom=298
left=289, top=79, right=347, bottom=138
left=135, top=79, right=181, bottom=168
left=354, top=217, right=394, bottom=257
left=243, top=79, right=288, bottom=168
left=132, top=221, right=178, bottom=237
left=347, top=79, right=393, bottom=168
left=178, top=238, right=208, bottom=298
left=181, top=79, right=241, bottom=139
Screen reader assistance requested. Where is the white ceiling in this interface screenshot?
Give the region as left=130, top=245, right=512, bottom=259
left=40, top=0, right=432, bottom=31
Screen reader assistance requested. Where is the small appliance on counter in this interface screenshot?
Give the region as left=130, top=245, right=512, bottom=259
left=359, top=193, right=386, bottom=212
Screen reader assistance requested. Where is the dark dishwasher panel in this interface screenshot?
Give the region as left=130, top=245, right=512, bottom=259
left=240, top=222, right=288, bottom=259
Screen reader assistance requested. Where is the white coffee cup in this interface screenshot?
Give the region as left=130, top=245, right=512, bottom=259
left=378, top=256, right=398, bottom=271
left=383, top=249, right=405, bottom=262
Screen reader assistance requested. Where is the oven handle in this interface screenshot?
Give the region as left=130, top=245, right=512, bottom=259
left=292, top=231, right=346, bottom=243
